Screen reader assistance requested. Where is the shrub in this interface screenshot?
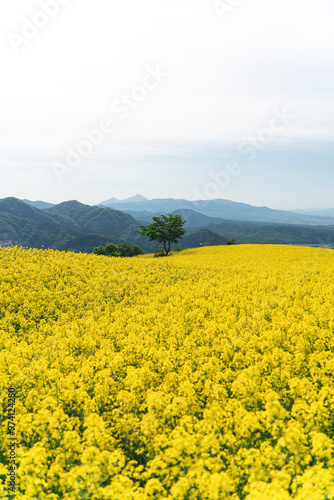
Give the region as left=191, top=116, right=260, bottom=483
left=118, top=243, right=144, bottom=257
left=94, top=243, right=144, bottom=257
left=154, top=249, right=166, bottom=258
left=93, top=243, right=121, bottom=257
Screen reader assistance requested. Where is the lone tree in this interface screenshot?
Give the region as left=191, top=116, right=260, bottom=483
left=137, top=214, right=186, bottom=256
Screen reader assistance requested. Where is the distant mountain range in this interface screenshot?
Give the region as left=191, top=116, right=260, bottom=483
left=99, top=196, right=334, bottom=226
left=101, top=194, right=148, bottom=205
left=291, top=208, right=334, bottom=218
left=1, top=197, right=334, bottom=252
left=24, top=195, right=334, bottom=226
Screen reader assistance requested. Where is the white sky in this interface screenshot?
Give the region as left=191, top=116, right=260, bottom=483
left=0, top=0, right=333, bottom=208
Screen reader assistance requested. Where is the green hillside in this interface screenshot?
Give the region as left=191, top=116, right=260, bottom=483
left=180, top=229, right=227, bottom=248
left=45, top=201, right=138, bottom=237
left=0, top=198, right=155, bottom=252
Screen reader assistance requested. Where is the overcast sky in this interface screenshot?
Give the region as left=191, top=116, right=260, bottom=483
left=0, top=0, right=333, bottom=209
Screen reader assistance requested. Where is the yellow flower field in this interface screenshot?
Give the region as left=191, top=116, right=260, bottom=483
left=1, top=245, right=334, bottom=499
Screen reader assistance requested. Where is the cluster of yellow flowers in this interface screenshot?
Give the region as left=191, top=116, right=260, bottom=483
left=1, top=245, right=334, bottom=499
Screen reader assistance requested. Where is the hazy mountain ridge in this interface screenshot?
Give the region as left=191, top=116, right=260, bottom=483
left=101, top=194, right=148, bottom=205
left=100, top=196, right=334, bottom=226
left=23, top=199, right=55, bottom=210
left=291, top=208, right=334, bottom=218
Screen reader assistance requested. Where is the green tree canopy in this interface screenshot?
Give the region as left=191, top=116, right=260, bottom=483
left=137, top=214, right=186, bottom=256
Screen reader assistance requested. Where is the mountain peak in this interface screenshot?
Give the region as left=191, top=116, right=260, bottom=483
left=126, top=194, right=148, bottom=202
left=100, top=194, right=148, bottom=205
